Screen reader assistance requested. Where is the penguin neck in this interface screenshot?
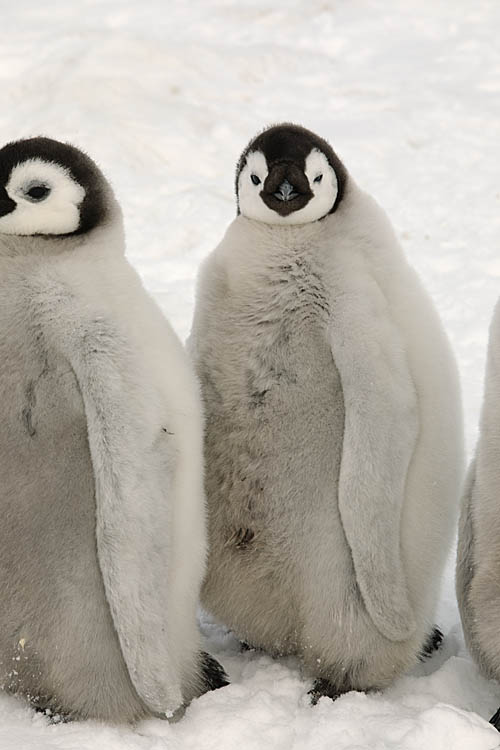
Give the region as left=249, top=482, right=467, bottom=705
left=217, top=214, right=332, bottom=303
left=234, top=213, right=330, bottom=253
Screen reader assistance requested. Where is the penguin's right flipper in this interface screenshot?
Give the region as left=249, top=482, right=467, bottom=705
left=330, top=284, right=418, bottom=643
left=50, top=307, right=185, bottom=716
left=200, top=652, right=229, bottom=693
left=419, top=627, right=443, bottom=660
left=490, top=707, right=500, bottom=732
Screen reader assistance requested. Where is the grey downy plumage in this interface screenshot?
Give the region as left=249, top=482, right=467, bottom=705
left=457, top=300, right=500, bottom=731
left=188, top=123, right=464, bottom=699
left=0, top=137, right=227, bottom=722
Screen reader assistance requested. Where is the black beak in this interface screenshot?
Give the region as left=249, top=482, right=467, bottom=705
left=0, top=187, right=16, bottom=218
left=274, top=179, right=299, bottom=202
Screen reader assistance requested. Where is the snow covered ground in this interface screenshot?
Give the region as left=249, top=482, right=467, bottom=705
left=2, top=0, right=500, bottom=746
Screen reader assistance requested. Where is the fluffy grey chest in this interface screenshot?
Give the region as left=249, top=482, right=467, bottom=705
left=203, top=246, right=344, bottom=540
left=240, top=253, right=332, bottom=409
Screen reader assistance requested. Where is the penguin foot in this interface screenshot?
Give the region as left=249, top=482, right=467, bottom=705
left=489, top=706, right=500, bottom=732
left=34, top=704, right=70, bottom=724
left=200, top=651, right=229, bottom=693
left=419, top=626, right=443, bottom=661
left=239, top=640, right=258, bottom=652
left=308, top=678, right=342, bottom=705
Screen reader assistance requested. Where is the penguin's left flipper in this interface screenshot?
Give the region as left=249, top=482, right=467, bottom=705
left=419, top=626, right=443, bottom=660
left=490, top=707, right=500, bottom=732
left=200, top=652, right=230, bottom=692
left=49, top=306, right=185, bottom=716
left=330, top=284, right=418, bottom=643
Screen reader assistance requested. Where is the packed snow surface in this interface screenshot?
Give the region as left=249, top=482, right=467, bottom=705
left=2, top=0, right=500, bottom=747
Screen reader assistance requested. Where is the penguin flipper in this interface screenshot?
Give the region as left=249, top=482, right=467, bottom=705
left=55, top=312, right=183, bottom=716
left=330, top=285, right=418, bottom=642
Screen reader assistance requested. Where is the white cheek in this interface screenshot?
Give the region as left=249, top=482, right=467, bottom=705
left=0, top=200, right=82, bottom=235
left=296, top=150, right=338, bottom=224
left=238, top=151, right=274, bottom=223
left=0, top=159, right=85, bottom=236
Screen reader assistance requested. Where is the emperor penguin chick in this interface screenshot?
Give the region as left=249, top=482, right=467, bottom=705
left=457, top=301, right=500, bottom=732
left=0, top=137, right=227, bottom=722
left=189, top=123, right=464, bottom=698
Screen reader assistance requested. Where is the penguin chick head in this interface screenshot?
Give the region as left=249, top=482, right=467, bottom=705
left=236, top=123, right=347, bottom=225
left=0, top=137, right=111, bottom=237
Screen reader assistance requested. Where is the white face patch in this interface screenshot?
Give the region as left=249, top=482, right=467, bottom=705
left=238, top=148, right=338, bottom=226
left=0, top=159, right=85, bottom=235
left=238, top=151, right=269, bottom=222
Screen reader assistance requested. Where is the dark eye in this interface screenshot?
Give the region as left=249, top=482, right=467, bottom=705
left=314, top=174, right=323, bottom=184
left=250, top=174, right=261, bottom=186
left=25, top=184, right=51, bottom=202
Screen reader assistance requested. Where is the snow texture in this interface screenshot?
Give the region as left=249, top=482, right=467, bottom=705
left=2, top=0, right=500, bottom=747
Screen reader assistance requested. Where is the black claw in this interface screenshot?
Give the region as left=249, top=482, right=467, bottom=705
left=308, top=678, right=342, bottom=706
left=490, top=706, right=500, bottom=731
left=419, top=626, right=443, bottom=661
left=239, top=640, right=256, bottom=652
left=200, top=651, right=229, bottom=692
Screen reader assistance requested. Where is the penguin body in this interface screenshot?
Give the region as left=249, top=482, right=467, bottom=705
left=189, top=124, right=463, bottom=695
left=0, top=137, right=225, bottom=721
left=457, top=300, right=500, bottom=730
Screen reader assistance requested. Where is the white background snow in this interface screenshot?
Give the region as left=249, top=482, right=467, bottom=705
left=2, top=0, right=500, bottom=747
